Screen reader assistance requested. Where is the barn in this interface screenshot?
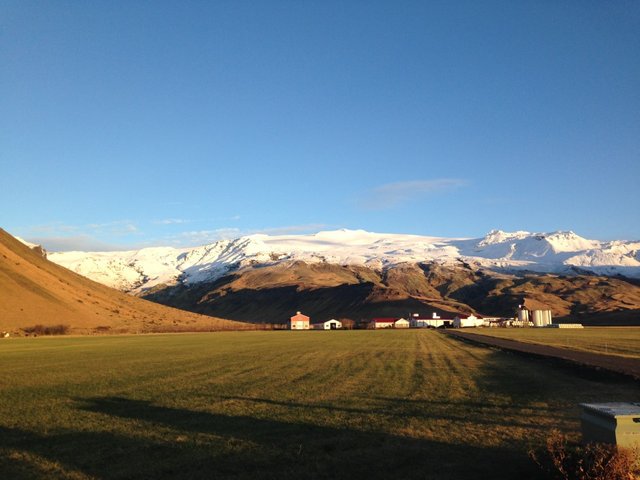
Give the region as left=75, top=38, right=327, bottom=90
left=289, top=311, right=310, bottom=330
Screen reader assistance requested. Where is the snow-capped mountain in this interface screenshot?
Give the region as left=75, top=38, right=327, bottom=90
left=46, top=229, right=640, bottom=293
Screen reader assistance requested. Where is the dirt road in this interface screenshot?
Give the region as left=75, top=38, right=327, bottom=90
left=446, top=330, right=640, bottom=380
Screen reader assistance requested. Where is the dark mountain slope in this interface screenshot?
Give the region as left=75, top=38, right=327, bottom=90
left=143, top=260, right=640, bottom=325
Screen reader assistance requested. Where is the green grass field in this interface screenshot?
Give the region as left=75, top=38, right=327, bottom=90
left=465, top=327, right=640, bottom=358
left=1, top=330, right=638, bottom=479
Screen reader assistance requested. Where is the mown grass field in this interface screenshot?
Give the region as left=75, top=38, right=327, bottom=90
left=466, top=327, right=640, bottom=359
left=1, top=330, right=638, bottom=479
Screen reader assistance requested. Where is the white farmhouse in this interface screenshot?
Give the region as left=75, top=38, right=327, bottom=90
left=312, top=319, right=342, bottom=330
left=453, top=314, right=484, bottom=328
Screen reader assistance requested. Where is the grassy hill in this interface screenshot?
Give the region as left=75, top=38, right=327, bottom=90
left=0, top=229, right=247, bottom=334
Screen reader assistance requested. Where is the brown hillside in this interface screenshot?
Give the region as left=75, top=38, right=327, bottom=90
left=0, top=229, right=246, bottom=334
left=144, top=262, right=479, bottom=323
left=144, top=261, right=640, bottom=326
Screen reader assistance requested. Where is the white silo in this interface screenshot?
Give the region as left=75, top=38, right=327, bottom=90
left=531, top=309, right=553, bottom=327
left=517, top=306, right=529, bottom=326
left=531, top=310, right=544, bottom=327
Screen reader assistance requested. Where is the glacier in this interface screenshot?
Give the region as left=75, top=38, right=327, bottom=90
left=43, top=229, right=640, bottom=292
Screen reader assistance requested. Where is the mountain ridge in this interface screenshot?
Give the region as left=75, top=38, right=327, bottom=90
left=29, top=228, right=640, bottom=326
left=46, top=228, right=640, bottom=294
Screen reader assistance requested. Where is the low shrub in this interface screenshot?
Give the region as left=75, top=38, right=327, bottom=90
left=530, top=430, right=639, bottom=480
left=22, top=324, right=70, bottom=336
left=141, top=324, right=259, bottom=333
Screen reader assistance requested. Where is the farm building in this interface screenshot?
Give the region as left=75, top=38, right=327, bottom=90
left=453, top=314, right=484, bottom=328
left=410, top=312, right=453, bottom=328
left=290, top=311, right=310, bottom=330
left=480, top=317, right=504, bottom=327
left=369, top=317, right=410, bottom=329
left=312, top=319, right=342, bottom=330
left=370, top=318, right=396, bottom=329
left=394, top=318, right=410, bottom=328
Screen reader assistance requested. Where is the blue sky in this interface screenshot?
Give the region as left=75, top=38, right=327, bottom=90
left=2, top=1, right=639, bottom=250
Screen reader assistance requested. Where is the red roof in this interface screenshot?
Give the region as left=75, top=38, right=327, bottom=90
left=372, top=317, right=400, bottom=323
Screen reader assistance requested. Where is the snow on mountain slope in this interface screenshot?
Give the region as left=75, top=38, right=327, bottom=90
left=46, top=229, right=640, bottom=292
left=15, top=236, right=41, bottom=249
left=15, top=236, right=47, bottom=257
left=463, top=230, right=601, bottom=262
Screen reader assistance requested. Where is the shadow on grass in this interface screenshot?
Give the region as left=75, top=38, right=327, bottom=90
left=0, top=425, right=227, bottom=479
left=11, top=340, right=628, bottom=480
left=462, top=341, right=640, bottom=405
left=0, top=396, right=540, bottom=479
left=220, top=395, right=557, bottom=431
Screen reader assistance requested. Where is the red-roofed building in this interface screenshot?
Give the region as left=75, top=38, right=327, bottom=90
left=370, top=318, right=396, bottom=329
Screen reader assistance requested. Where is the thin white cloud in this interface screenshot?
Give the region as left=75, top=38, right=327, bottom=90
left=153, top=218, right=190, bottom=225
left=17, top=220, right=142, bottom=251
left=26, top=220, right=139, bottom=237
left=174, top=228, right=243, bottom=246
left=163, top=223, right=332, bottom=247
left=154, top=216, right=238, bottom=226
left=358, top=178, right=469, bottom=210
left=86, top=220, right=139, bottom=235
left=19, top=222, right=334, bottom=251
left=27, top=222, right=80, bottom=235
left=27, top=235, right=129, bottom=252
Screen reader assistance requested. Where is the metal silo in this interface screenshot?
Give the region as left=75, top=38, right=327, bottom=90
left=517, top=307, right=529, bottom=326
left=531, top=310, right=543, bottom=327
left=531, top=309, right=552, bottom=327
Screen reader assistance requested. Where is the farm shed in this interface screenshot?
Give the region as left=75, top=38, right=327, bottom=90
left=394, top=318, right=410, bottom=328
left=410, top=312, right=453, bottom=328
left=290, top=312, right=310, bottom=330
left=370, top=318, right=396, bottom=329
left=453, top=314, right=484, bottom=328
left=312, top=319, right=342, bottom=330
